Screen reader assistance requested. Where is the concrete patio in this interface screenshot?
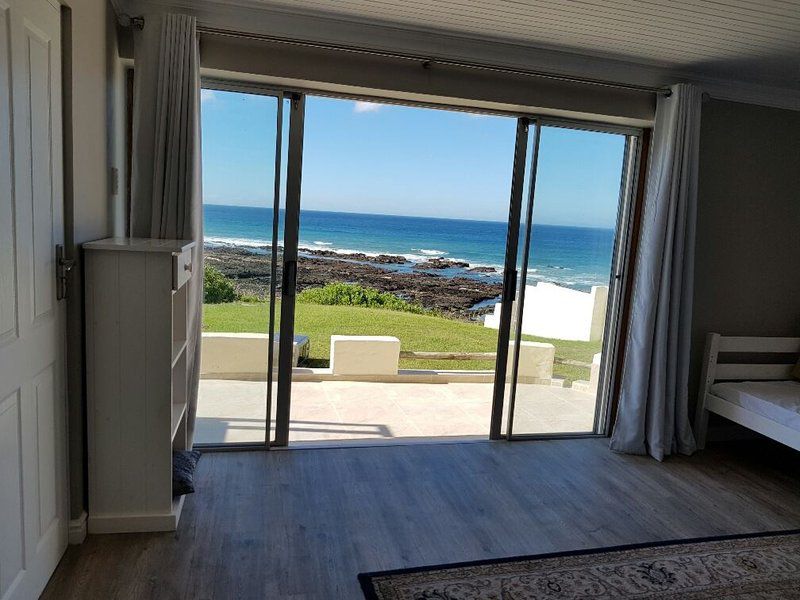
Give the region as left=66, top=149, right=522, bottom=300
left=195, top=379, right=597, bottom=444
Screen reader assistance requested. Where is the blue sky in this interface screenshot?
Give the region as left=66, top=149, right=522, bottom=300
left=201, top=89, right=626, bottom=227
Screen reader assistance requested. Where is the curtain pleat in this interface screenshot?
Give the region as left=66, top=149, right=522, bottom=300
left=609, top=83, right=701, bottom=461
left=131, top=13, right=203, bottom=445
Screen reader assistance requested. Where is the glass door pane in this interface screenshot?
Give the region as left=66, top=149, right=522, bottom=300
left=273, top=93, right=305, bottom=446
left=195, top=86, right=283, bottom=446
left=497, top=119, right=542, bottom=438
left=267, top=95, right=292, bottom=445
left=506, top=123, right=635, bottom=437
left=282, top=95, right=518, bottom=444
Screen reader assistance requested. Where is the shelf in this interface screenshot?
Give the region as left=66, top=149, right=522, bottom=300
left=83, top=237, right=195, bottom=254
left=85, top=239, right=194, bottom=533
left=171, top=402, right=186, bottom=441
left=171, top=339, right=187, bottom=367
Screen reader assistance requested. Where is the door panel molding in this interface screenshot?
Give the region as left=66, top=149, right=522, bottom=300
left=0, top=389, right=24, bottom=599
left=0, top=2, right=19, bottom=347
left=24, top=22, right=56, bottom=322
left=33, top=362, right=58, bottom=537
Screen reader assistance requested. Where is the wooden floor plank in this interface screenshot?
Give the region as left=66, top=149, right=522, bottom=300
left=43, top=438, right=800, bottom=599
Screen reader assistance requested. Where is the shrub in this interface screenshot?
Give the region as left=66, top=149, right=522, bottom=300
left=297, top=282, right=427, bottom=314
left=203, top=265, right=239, bottom=303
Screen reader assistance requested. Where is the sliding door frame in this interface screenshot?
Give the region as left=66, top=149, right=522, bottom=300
left=592, top=134, right=641, bottom=435
left=501, top=121, right=543, bottom=439
left=487, top=117, right=534, bottom=439
left=198, top=79, right=288, bottom=450
left=198, top=75, right=644, bottom=449
left=274, top=92, right=305, bottom=446
left=502, top=119, right=642, bottom=440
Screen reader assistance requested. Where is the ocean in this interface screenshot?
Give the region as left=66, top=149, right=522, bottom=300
left=204, top=204, right=616, bottom=291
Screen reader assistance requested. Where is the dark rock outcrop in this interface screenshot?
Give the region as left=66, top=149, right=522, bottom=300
left=299, top=247, right=408, bottom=264
left=205, top=245, right=500, bottom=319
left=413, top=257, right=470, bottom=270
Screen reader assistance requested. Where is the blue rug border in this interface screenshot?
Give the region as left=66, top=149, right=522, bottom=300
left=358, top=528, right=800, bottom=600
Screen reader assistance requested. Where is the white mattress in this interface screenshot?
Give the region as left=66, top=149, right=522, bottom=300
left=710, top=380, right=800, bottom=431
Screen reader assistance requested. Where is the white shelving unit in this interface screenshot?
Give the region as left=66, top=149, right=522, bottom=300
left=84, top=237, right=195, bottom=533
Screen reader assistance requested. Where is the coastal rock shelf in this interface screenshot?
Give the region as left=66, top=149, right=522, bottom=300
left=413, top=257, right=470, bottom=270
left=299, top=247, right=409, bottom=264
left=205, top=245, right=502, bottom=318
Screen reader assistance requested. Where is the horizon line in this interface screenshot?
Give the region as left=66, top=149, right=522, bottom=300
left=203, top=202, right=616, bottom=230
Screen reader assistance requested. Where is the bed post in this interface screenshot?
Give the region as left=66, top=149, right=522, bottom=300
left=694, top=333, right=721, bottom=449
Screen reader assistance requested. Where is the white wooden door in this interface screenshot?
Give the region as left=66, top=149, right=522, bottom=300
left=0, top=0, right=68, bottom=598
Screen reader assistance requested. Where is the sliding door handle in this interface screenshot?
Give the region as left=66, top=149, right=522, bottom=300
left=282, top=260, right=297, bottom=297
left=502, top=268, right=518, bottom=301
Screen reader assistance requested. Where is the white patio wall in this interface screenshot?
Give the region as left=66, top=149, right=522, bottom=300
left=201, top=333, right=556, bottom=384
left=484, top=282, right=608, bottom=342
left=330, top=335, right=401, bottom=376
left=200, top=332, right=308, bottom=379
left=572, top=352, right=603, bottom=395
left=508, top=341, right=555, bottom=384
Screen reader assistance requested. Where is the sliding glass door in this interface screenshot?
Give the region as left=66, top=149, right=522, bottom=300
left=195, top=84, right=287, bottom=446
left=274, top=94, right=518, bottom=445
left=502, top=122, right=639, bottom=438
left=273, top=93, right=304, bottom=446
left=196, top=79, right=640, bottom=448
left=489, top=117, right=539, bottom=439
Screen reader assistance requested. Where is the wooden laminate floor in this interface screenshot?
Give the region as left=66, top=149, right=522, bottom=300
left=44, top=438, right=800, bottom=599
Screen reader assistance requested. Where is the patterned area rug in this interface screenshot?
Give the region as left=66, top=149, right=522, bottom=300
left=359, top=530, right=800, bottom=599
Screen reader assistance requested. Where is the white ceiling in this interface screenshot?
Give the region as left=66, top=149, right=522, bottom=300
left=239, top=0, right=800, bottom=89
left=119, top=0, right=800, bottom=104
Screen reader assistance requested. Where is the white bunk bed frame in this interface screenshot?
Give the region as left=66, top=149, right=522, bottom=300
left=694, top=333, right=800, bottom=451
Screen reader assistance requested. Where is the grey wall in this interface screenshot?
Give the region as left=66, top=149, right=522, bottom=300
left=691, top=99, right=800, bottom=413
left=64, top=0, right=127, bottom=522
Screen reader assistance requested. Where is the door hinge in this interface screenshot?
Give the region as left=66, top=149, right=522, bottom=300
left=56, top=244, right=75, bottom=300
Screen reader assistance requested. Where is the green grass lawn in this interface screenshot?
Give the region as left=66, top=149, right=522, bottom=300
left=202, top=300, right=601, bottom=383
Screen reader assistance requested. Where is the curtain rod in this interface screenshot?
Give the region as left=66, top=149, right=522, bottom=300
left=197, top=25, right=672, bottom=97
left=120, top=15, right=670, bottom=97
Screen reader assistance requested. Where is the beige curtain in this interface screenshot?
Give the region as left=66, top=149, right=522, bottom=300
left=131, top=13, right=203, bottom=445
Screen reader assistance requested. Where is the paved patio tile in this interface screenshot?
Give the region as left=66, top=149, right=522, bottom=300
left=196, top=379, right=597, bottom=444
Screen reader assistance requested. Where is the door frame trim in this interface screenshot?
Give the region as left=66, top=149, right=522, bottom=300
left=202, top=77, right=642, bottom=136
